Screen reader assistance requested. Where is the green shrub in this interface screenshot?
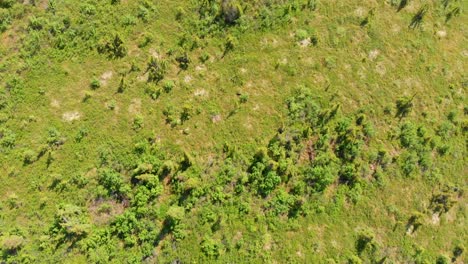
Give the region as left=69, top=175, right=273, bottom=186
left=137, top=4, right=151, bottom=22
left=304, top=149, right=340, bottom=191
left=147, top=57, right=167, bottom=83
left=239, top=93, right=249, bottom=103
left=98, top=34, right=127, bottom=58
left=296, top=28, right=309, bottom=40
left=446, top=7, right=461, bottom=23
left=51, top=204, right=90, bottom=237
left=97, top=168, right=126, bottom=197
left=348, top=255, right=362, bottom=264
left=107, top=99, right=116, bottom=110
left=436, top=255, right=450, bottom=264
left=90, top=78, right=101, bottom=89
left=339, top=163, right=359, bottom=185
left=0, top=129, right=16, bottom=148
left=23, top=149, right=38, bottom=164
left=163, top=105, right=180, bottom=127
left=175, top=53, right=190, bottom=70
left=180, top=104, right=192, bottom=123
left=121, top=15, right=137, bottom=27
left=399, top=123, right=418, bottom=148
left=28, top=16, right=47, bottom=31
left=117, top=76, right=127, bottom=93
left=249, top=160, right=281, bottom=197
left=201, top=237, right=221, bottom=258
left=0, top=0, right=15, bottom=9
left=223, top=34, right=237, bottom=56
left=221, top=0, right=242, bottom=24
left=407, top=211, right=424, bottom=233
left=111, top=211, right=138, bottom=242
left=166, top=206, right=185, bottom=224
left=356, top=228, right=376, bottom=254
left=6, top=193, right=19, bottom=208
left=199, top=52, right=210, bottom=63
left=145, top=84, right=161, bottom=100
left=138, top=33, right=153, bottom=48
left=163, top=80, right=175, bottom=93
left=436, top=121, right=453, bottom=139
left=399, top=151, right=419, bottom=177
left=83, top=91, right=93, bottom=102
left=267, top=190, right=293, bottom=216
left=47, top=127, right=63, bottom=146
left=396, top=95, right=415, bottom=118
left=453, top=243, right=464, bottom=260
left=133, top=115, right=144, bottom=131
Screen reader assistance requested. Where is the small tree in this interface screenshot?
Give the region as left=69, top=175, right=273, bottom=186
left=90, top=78, right=101, bottom=90
left=221, top=0, right=242, bottom=24
left=117, top=76, right=127, bottom=93
left=201, top=236, right=221, bottom=258
left=52, top=204, right=90, bottom=238
left=409, top=5, right=428, bottom=29
left=99, top=34, right=127, bottom=58
left=222, top=34, right=237, bottom=57
left=395, top=94, right=416, bottom=119
left=147, top=57, right=167, bottom=83
left=356, top=228, right=376, bottom=254
left=406, top=211, right=424, bottom=233
left=452, top=243, right=464, bottom=261
left=397, top=0, right=408, bottom=12
left=175, top=53, right=190, bottom=70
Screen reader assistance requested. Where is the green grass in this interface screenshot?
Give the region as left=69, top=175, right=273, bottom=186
left=0, top=0, right=466, bottom=263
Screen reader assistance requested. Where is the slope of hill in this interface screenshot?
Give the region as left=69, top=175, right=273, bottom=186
left=0, top=0, right=466, bottom=263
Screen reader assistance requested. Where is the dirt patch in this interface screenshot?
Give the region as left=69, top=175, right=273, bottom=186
left=100, top=71, right=113, bottom=86
left=149, top=48, right=160, bottom=59
left=128, top=98, right=142, bottom=114
left=184, top=75, right=193, bottom=83
left=50, top=99, right=60, bottom=108
left=137, top=72, right=149, bottom=82
left=263, top=233, right=272, bottom=250
left=194, top=89, right=207, bottom=97
left=368, top=49, right=380, bottom=61
left=195, top=65, right=206, bottom=71
left=436, top=30, right=447, bottom=39
left=211, top=114, right=222, bottom=123
left=376, top=62, right=387, bottom=76
left=298, top=38, right=311, bottom=47
left=299, top=139, right=316, bottom=163
left=355, top=7, right=366, bottom=18
left=62, top=111, right=81, bottom=122
left=430, top=213, right=440, bottom=225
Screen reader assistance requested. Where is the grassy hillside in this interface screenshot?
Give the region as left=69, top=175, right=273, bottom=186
left=0, top=0, right=466, bottom=263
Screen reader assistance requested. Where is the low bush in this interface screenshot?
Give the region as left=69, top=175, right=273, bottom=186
left=98, top=34, right=127, bottom=59
left=162, top=80, right=174, bottom=93
left=51, top=204, right=90, bottom=238
left=133, top=115, right=144, bottom=131
left=90, top=78, right=101, bottom=90
left=147, top=57, right=167, bottom=83
left=201, top=236, right=221, bottom=258
left=395, top=95, right=415, bottom=118
left=23, top=149, right=38, bottom=164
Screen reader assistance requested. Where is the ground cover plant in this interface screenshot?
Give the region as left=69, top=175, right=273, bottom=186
left=0, top=0, right=466, bottom=263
